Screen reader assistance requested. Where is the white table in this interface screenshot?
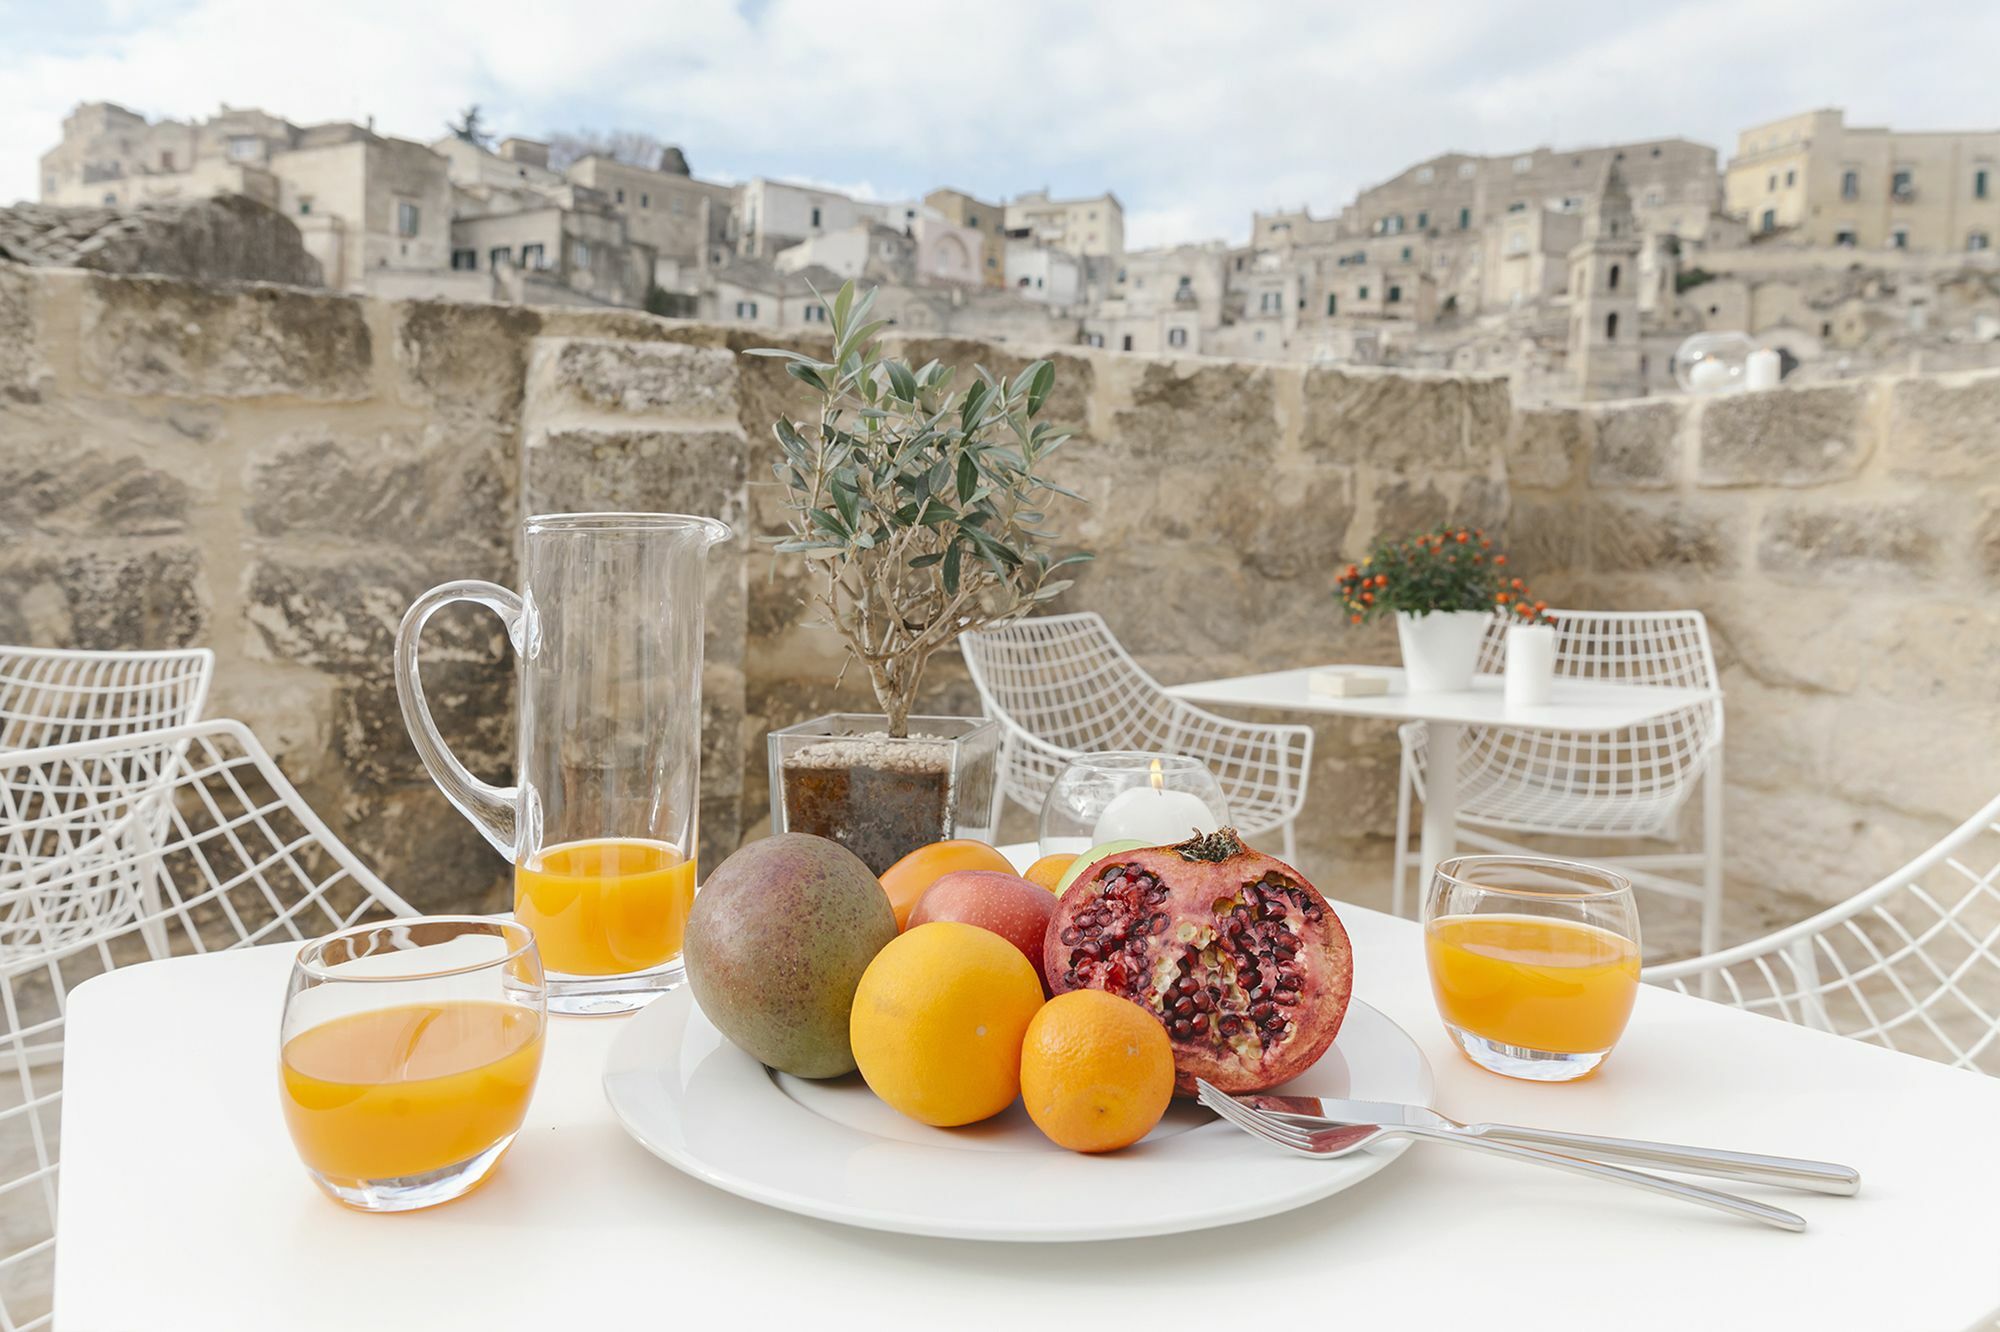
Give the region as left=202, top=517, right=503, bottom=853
left=55, top=893, right=2000, bottom=1330
left=1168, top=666, right=1719, bottom=887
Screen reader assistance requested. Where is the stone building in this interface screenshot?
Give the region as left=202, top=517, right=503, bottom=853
left=1004, top=239, right=1082, bottom=305
left=1567, top=167, right=1644, bottom=400
left=924, top=188, right=1008, bottom=286
left=1005, top=189, right=1124, bottom=257
left=564, top=151, right=736, bottom=280
left=448, top=204, right=656, bottom=308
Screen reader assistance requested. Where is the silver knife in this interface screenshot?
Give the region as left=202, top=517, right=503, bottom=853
left=1236, top=1094, right=1859, bottom=1196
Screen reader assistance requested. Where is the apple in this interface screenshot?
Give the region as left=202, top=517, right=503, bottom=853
left=910, top=871, right=1058, bottom=992
left=1053, top=839, right=1150, bottom=895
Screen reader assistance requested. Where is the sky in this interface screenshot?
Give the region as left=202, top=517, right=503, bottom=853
left=4, top=0, right=1997, bottom=248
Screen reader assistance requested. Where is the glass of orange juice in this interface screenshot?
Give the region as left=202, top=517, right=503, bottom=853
left=280, top=916, right=547, bottom=1211
left=1423, top=856, right=1641, bottom=1082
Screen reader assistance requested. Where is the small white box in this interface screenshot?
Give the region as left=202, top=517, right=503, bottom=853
left=1309, top=670, right=1389, bottom=698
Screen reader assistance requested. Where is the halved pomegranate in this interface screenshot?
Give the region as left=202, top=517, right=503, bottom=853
left=1043, top=829, right=1352, bottom=1094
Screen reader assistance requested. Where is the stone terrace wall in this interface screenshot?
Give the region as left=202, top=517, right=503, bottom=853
left=1510, top=374, right=2000, bottom=909
left=3, top=258, right=1995, bottom=927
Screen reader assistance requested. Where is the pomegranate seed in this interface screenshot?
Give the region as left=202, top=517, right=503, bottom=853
left=1175, top=976, right=1197, bottom=995
left=1251, top=1001, right=1276, bottom=1020
left=1193, top=991, right=1215, bottom=1011
left=1169, top=1018, right=1195, bottom=1039
left=1277, top=974, right=1301, bottom=990
left=1148, top=913, right=1170, bottom=935
left=1172, top=997, right=1194, bottom=1017
left=1060, top=927, right=1081, bottom=946
left=1261, top=1014, right=1287, bottom=1032
left=1238, top=968, right=1261, bottom=989
left=1219, top=1016, right=1243, bottom=1036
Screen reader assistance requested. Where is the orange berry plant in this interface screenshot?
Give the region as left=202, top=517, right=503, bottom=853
left=1337, top=526, right=1554, bottom=626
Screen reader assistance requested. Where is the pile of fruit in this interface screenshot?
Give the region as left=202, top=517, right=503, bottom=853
left=683, top=829, right=1352, bottom=1154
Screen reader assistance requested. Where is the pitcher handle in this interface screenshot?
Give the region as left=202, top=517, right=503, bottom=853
left=394, top=580, right=523, bottom=859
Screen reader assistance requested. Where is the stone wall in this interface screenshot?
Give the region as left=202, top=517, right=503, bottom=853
left=3, top=259, right=1995, bottom=932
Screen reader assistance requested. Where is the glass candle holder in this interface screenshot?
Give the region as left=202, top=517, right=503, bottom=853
left=1424, top=856, right=1640, bottom=1082
left=1673, top=331, right=1755, bottom=396
left=1037, top=753, right=1231, bottom=858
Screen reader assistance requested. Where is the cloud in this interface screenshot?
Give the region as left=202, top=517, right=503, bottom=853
left=5, top=0, right=1997, bottom=247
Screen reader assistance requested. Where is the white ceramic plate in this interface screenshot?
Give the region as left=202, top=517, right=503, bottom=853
left=602, top=988, right=1433, bottom=1241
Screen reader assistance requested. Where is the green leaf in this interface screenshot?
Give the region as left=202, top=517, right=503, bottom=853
left=831, top=479, right=859, bottom=530
left=886, top=360, right=918, bottom=402
left=833, top=280, right=854, bottom=328
left=1026, top=360, right=1055, bottom=415
left=786, top=362, right=829, bottom=392
left=942, top=543, right=962, bottom=595
left=955, top=453, right=978, bottom=503
left=908, top=551, right=945, bottom=568
left=1032, top=580, right=1074, bottom=600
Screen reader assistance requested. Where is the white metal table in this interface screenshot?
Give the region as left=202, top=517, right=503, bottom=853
left=54, top=889, right=2000, bottom=1331
left=1167, top=666, right=1719, bottom=888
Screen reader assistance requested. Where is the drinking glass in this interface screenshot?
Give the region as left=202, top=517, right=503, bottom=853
left=1423, top=855, right=1641, bottom=1082
left=279, top=916, right=547, bottom=1211
left=396, top=511, right=730, bottom=1014
left=1037, top=753, right=1231, bottom=858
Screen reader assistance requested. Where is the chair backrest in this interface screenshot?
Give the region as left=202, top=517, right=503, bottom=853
left=1646, top=792, right=2000, bottom=1076
left=0, top=647, right=214, bottom=753
left=1461, top=610, right=1723, bottom=827
left=961, top=612, right=1186, bottom=809
left=0, top=719, right=412, bottom=1329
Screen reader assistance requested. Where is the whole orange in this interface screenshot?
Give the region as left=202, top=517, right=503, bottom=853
left=879, top=839, right=1015, bottom=930
left=850, top=922, right=1044, bottom=1127
left=1023, top=853, right=1077, bottom=893
left=1020, top=991, right=1175, bottom=1153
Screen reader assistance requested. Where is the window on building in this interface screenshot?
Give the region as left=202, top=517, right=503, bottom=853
left=804, top=303, right=827, bottom=323
left=1605, top=311, right=1619, bottom=340
left=1767, top=173, right=1777, bottom=192
left=809, top=206, right=821, bottom=228
left=1841, top=170, right=1859, bottom=200
left=1400, top=246, right=1411, bottom=261
left=1036, top=277, right=1044, bottom=289
left=1416, top=166, right=1434, bottom=183
left=1089, top=210, right=1098, bottom=220
left=573, top=240, right=591, bottom=269
left=1759, top=209, right=1776, bottom=233
left=1458, top=162, right=1477, bottom=179
left=489, top=246, right=511, bottom=269
left=396, top=201, right=420, bottom=237
left=1507, top=200, right=1526, bottom=213
left=1785, top=169, right=1796, bottom=187
left=450, top=249, right=476, bottom=271
left=671, top=197, right=685, bottom=214
left=1644, top=189, right=1662, bottom=208
left=1387, top=285, right=1402, bottom=303
left=1168, top=328, right=1188, bottom=348
left=520, top=243, right=544, bottom=268
left=641, top=193, right=650, bottom=208
left=967, top=211, right=980, bottom=226
left=1358, top=285, right=1369, bottom=299
left=1458, top=206, right=1471, bottom=229
left=1416, top=211, right=1428, bottom=230
left=298, top=198, right=312, bottom=216
left=1084, top=332, right=1104, bottom=348
left=1121, top=334, right=1134, bottom=351
left=1970, top=231, right=1991, bottom=252
left=1834, top=228, right=1857, bottom=246
left=1892, top=170, right=1913, bottom=201
left=1977, top=170, right=1990, bottom=200
left=1513, top=155, right=1532, bottom=173
left=1560, top=196, right=1581, bottom=212
left=1326, top=293, right=1337, bottom=315
left=1891, top=227, right=1909, bottom=249
left=615, top=188, right=625, bottom=204
left=1017, top=277, right=1030, bottom=288
left=227, top=135, right=259, bottom=161
left=1506, top=231, right=1527, bottom=255
left=1386, top=213, right=1404, bottom=233
left=1821, top=321, right=1833, bottom=337
left=987, top=256, right=996, bottom=268
left=1608, top=263, right=1620, bottom=290
left=735, top=300, right=759, bottom=319
left=160, top=151, right=174, bottom=171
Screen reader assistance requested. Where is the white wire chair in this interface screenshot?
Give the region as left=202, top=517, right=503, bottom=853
left=0, top=647, right=213, bottom=753
left=0, top=719, right=414, bottom=1330
left=1646, top=792, right=2000, bottom=1076
left=959, top=613, right=1314, bottom=861
left=1392, top=610, right=1727, bottom=950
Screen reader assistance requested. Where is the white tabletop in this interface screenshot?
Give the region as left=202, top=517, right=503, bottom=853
left=55, top=895, right=2000, bottom=1330
left=1168, top=665, right=1716, bottom=730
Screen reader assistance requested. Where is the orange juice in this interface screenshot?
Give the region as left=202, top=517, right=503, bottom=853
left=280, top=1000, right=544, bottom=1182
left=1426, top=914, right=1640, bottom=1054
left=514, top=837, right=696, bottom=976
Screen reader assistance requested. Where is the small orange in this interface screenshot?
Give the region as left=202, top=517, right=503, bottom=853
left=1020, top=991, right=1175, bottom=1153
left=879, top=839, right=1014, bottom=930
left=850, top=922, right=1044, bottom=1127
left=1023, top=853, right=1077, bottom=894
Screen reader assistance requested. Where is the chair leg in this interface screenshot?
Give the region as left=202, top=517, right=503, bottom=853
left=1700, top=752, right=1726, bottom=958
left=1280, top=819, right=1297, bottom=865
left=1392, top=752, right=1414, bottom=919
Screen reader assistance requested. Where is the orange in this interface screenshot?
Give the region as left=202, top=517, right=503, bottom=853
left=849, top=922, right=1043, bottom=1127
left=879, top=839, right=1015, bottom=930
left=1020, top=991, right=1175, bottom=1153
left=1022, top=853, right=1076, bottom=894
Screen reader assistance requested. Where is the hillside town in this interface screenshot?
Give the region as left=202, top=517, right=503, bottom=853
left=19, top=100, right=2000, bottom=400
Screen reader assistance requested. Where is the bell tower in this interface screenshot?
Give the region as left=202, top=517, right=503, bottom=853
left=1568, top=164, right=1644, bottom=400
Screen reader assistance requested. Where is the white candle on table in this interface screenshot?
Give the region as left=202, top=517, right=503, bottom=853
left=1504, top=623, right=1556, bottom=708
left=1745, top=347, right=1781, bottom=391
left=1091, top=759, right=1214, bottom=845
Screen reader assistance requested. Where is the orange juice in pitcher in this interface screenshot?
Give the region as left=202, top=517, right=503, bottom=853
left=514, top=838, right=697, bottom=976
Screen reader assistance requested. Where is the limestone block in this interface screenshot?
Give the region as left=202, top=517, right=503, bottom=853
left=207, top=673, right=333, bottom=781
left=1697, top=586, right=1867, bottom=695
left=1506, top=497, right=1589, bottom=576
left=0, top=435, right=196, bottom=537
left=524, top=427, right=746, bottom=522
left=1756, top=500, right=1939, bottom=582
left=1884, top=372, right=2000, bottom=479
left=246, top=553, right=507, bottom=673
left=1588, top=399, right=1682, bottom=490
left=1722, top=786, right=1951, bottom=911
left=0, top=262, right=39, bottom=400
left=246, top=427, right=511, bottom=558
left=336, top=783, right=511, bottom=915
left=0, top=544, right=210, bottom=648
left=1699, top=383, right=1869, bottom=488
left=534, top=338, right=738, bottom=421
left=335, top=660, right=511, bottom=788
left=1584, top=496, right=1737, bottom=574
left=699, top=661, right=747, bottom=872
left=79, top=275, right=371, bottom=400
left=1508, top=406, right=1586, bottom=491
left=1852, top=598, right=2000, bottom=705
left=1113, top=359, right=1279, bottom=464
left=393, top=299, right=540, bottom=423
left=1301, top=367, right=1463, bottom=469
left=1979, top=492, right=2000, bottom=585
left=1364, top=476, right=1452, bottom=543
left=1463, top=376, right=1513, bottom=458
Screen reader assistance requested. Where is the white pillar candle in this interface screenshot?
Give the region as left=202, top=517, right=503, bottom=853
left=1091, top=764, right=1215, bottom=846
left=1504, top=623, right=1557, bottom=709
left=1746, top=347, right=1781, bottom=391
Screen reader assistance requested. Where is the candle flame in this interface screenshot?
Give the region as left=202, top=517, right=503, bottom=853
left=1149, top=757, right=1164, bottom=792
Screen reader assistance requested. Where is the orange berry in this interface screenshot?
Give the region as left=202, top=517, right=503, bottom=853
left=1361, top=591, right=1374, bottom=604
left=1494, top=554, right=1508, bottom=566
left=1496, top=592, right=1510, bottom=603
left=1350, top=614, right=1363, bottom=624
left=1480, top=538, right=1492, bottom=549
left=1455, top=531, right=1469, bottom=543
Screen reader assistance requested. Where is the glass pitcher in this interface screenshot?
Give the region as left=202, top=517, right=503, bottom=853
left=395, top=512, right=730, bottom=1015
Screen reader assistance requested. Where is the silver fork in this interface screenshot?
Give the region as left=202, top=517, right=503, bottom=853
left=1195, top=1080, right=1807, bottom=1232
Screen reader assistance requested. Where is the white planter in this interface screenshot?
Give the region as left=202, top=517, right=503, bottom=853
left=1395, top=610, right=1490, bottom=693
left=1504, top=623, right=1557, bottom=708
